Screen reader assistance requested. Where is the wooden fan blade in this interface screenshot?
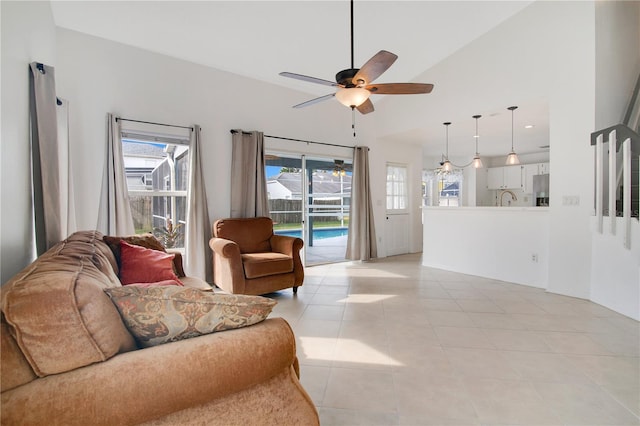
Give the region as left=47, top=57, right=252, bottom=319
left=292, top=93, right=336, bottom=109
left=356, top=98, right=374, bottom=115
left=365, top=83, right=434, bottom=95
left=353, top=50, right=398, bottom=85
left=280, top=72, right=338, bottom=87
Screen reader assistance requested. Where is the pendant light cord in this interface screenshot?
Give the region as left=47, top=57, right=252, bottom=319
left=508, top=105, right=518, bottom=151
left=444, top=122, right=450, bottom=158
left=475, top=116, right=479, bottom=153
left=511, top=109, right=514, bottom=151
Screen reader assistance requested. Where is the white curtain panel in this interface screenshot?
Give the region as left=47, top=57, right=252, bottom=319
left=230, top=130, right=270, bottom=218
left=29, top=62, right=65, bottom=254
left=56, top=98, right=77, bottom=238
left=98, top=114, right=135, bottom=235
left=346, top=146, right=377, bottom=261
left=184, top=125, right=212, bottom=282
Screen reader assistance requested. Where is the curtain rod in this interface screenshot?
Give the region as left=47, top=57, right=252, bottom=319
left=117, top=117, right=193, bottom=131
left=230, top=130, right=355, bottom=150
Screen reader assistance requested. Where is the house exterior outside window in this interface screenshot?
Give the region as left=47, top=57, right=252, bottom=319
left=121, top=136, right=189, bottom=248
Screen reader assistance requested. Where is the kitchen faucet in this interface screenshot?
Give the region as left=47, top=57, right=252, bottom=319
left=499, top=189, right=518, bottom=206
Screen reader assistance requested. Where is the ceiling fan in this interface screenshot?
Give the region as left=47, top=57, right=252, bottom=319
left=280, top=0, right=434, bottom=115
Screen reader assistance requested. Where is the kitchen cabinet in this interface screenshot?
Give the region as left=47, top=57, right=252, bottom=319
left=487, top=165, right=523, bottom=190
left=539, top=162, right=550, bottom=174
left=523, top=162, right=550, bottom=193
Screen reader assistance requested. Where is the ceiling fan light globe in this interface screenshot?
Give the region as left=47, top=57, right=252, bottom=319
left=335, top=87, right=370, bottom=108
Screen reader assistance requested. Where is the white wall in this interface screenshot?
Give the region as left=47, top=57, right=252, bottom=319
left=590, top=218, right=640, bottom=321
left=401, top=1, right=600, bottom=301
left=546, top=1, right=597, bottom=300
left=1, top=1, right=57, bottom=283
left=590, top=0, right=640, bottom=320
left=594, top=0, right=640, bottom=129
left=55, top=27, right=357, bottom=228
left=53, top=28, right=418, bottom=263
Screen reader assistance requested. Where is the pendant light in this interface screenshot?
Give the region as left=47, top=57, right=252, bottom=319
left=472, top=114, right=483, bottom=169
left=505, top=106, right=520, bottom=165
left=442, top=122, right=453, bottom=172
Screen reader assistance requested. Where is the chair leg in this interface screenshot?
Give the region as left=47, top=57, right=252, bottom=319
left=293, top=286, right=298, bottom=295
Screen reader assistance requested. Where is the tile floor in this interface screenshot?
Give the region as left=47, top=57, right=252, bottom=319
left=268, top=254, right=640, bottom=426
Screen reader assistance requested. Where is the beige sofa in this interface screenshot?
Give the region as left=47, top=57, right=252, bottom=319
left=1, top=230, right=319, bottom=425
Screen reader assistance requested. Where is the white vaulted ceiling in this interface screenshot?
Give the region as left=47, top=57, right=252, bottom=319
left=51, top=1, right=552, bottom=158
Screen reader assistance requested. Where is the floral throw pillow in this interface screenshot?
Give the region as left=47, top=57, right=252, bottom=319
left=104, top=286, right=277, bottom=347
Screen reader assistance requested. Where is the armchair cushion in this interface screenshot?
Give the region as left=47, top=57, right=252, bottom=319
left=214, top=217, right=273, bottom=253
left=242, top=252, right=294, bottom=279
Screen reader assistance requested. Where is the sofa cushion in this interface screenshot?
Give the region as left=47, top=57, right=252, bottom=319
left=241, top=252, right=294, bottom=279
left=104, top=233, right=166, bottom=267
left=179, top=276, right=214, bottom=291
left=214, top=217, right=273, bottom=254
left=119, top=241, right=183, bottom=285
left=105, top=286, right=277, bottom=348
left=1, top=234, right=137, bottom=377
left=58, top=230, right=121, bottom=287
left=1, top=316, right=36, bottom=392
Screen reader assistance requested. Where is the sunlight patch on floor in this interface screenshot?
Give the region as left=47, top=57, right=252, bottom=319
left=336, top=294, right=396, bottom=304
left=299, top=337, right=403, bottom=367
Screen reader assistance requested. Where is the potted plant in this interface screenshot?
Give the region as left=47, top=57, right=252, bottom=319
left=154, top=217, right=183, bottom=249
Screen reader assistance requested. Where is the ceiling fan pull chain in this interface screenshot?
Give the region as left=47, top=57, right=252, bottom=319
left=352, top=106, right=356, bottom=137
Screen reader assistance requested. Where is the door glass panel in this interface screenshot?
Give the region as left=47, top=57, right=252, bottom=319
left=265, top=154, right=305, bottom=262
left=265, top=153, right=351, bottom=266
left=305, top=157, right=351, bottom=265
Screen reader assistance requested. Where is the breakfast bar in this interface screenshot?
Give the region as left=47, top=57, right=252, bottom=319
left=422, top=206, right=550, bottom=288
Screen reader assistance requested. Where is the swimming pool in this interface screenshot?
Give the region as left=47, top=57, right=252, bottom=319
left=275, top=227, right=348, bottom=240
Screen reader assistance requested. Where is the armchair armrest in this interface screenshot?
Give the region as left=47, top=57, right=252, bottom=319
left=209, top=237, right=245, bottom=294
left=209, top=237, right=241, bottom=259
left=270, top=235, right=303, bottom=256
left=270, top=235, right=304, bottom=287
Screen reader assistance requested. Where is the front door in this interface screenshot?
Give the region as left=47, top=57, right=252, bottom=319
left=384, top=163, right=410, bottom=257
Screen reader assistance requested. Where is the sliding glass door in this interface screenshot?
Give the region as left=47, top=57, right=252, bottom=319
left=265, top=152, right=352, bottom=265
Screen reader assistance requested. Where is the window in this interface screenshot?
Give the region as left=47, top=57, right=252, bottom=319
left=121, top=132, right=190, bottom=248
left=422, top=168, right=463, bottom=207
left=437, top=171, right=462, bottom=206
left=386, top=164, right=408, bottom=211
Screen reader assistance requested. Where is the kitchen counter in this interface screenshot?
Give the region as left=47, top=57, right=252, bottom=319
left=422, top=206, right=549, bottom=212
left=422, top=207, right=549, bottom=288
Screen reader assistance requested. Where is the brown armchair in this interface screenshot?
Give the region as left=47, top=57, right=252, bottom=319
left=209, top=217, right=304, bottom=295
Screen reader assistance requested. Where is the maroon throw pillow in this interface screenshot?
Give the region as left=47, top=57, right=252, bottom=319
left=119, top=241, right=183, bottom=285
left=126, top=280, right=184, bottom=288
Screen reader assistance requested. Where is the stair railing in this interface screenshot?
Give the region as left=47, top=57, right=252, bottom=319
left=592, top=126, right=639, bottom=249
